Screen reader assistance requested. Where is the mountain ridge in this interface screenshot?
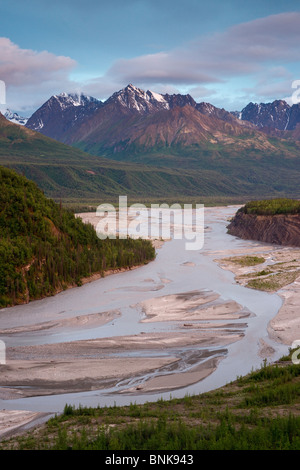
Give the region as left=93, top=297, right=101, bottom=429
left=231, top=99, right=300, bottom=144
left=25, top=92, right=103, bottom=142
left=26, top=84, right=277, bottom=159
left=25, top=84, right=300, bottom=160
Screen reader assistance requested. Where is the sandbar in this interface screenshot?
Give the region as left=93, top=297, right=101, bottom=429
left=0, top=356, right=179, bottom=399
left=1, top=324, right=244, bottom=399
left=120, top=356, right=223, bottom=394
left=0, top=310, right=120, bottom=335
left=140, top=290, right=250, bottom=323
left=0, top=410, right=50, bottom=439
left=215, top=245, right=300, bottom=347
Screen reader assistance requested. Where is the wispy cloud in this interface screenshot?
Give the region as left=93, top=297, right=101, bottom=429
left=0, top=38, right=77, bottom=111
left=86, top=12, right=300, bottom=104
left=0, top=37, right=76, bottom=85
left=2, top=12, right=300, bottom=112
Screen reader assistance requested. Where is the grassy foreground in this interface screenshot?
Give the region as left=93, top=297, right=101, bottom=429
left=1, top=353, right=300, bottom=450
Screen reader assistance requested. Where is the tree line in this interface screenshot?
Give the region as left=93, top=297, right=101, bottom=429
left=0, top=166, right=155, bottom=307
left=239, top=198, right=300, bottom=216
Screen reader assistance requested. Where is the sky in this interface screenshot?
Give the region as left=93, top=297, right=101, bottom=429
left=0, top=0, right=300, bottom=115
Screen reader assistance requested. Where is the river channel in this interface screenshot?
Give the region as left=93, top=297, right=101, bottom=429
left=0, top=206, right=287, bottom=414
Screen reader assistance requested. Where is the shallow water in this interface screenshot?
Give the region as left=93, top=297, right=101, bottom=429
left=0, top=206, right=287, bottom=413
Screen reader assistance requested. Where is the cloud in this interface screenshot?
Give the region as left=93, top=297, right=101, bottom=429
left=106, top=52, right=222, bottom=85
left=0, top=38, right=76, bottom=86
left=86, top=12, right=300, bottom=102
left=198, top=12, right=300, bottom=69
left=0, top=37, right=77, bottom=111
left=2, top=11, right=300, bottom=112
left=186, top=85, right=217, bottom=101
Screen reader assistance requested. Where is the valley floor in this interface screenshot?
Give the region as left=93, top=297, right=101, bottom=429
left=1, top=207, right=300, bottom=441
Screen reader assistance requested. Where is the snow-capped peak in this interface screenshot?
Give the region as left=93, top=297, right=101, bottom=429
left=53, top=92, right=101, bottom=109
left=148, top=90, right=168, bottom=104
left=109, top=84, right=170, bottom=113
left=126, top=84, right=142, bottom=94
left=3, top=108, right=28, bottom=126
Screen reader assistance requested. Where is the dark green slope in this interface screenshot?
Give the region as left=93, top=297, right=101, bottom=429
left=74, top=138, right=300, bottom=199
left=0, top=166, right=155, bottom=307
left=69, top=104, right=300, bottom=200
left=1, top=113, right=300, bottom=204
left=0, top=114, right=245, bottom=205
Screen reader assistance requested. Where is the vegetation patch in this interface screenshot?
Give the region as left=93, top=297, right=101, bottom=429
left=226, top=255, right=265, bottom=267
left=221, top=249, right=300, bottom=292
left=239, top=198, right=300, bottom=216
left=246, top=271, right=299, bottom=292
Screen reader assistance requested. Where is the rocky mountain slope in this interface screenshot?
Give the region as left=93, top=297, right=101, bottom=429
left=24, top=84, right=300, bottom=148
left=25, top=84, right=255, bottom=149
left=232, top=99, right=300, bottom=140
left=25, top=84, right=300, bottom=160
left=26, top=92, right=102, bottom=142
left=227, top=199, right=300, bottom=247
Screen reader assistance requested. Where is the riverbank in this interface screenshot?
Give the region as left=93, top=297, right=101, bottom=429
left=0, top=410, right=51, bottom=441
left=1, top=358, right=299, bottom=450
left=215, top=244, right=300, bottom=346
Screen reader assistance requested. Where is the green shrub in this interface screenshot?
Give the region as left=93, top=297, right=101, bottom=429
left=240, top=198, right=300, bottom=216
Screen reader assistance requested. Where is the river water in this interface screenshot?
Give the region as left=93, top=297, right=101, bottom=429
left=0, top=206, right=287, bottom=413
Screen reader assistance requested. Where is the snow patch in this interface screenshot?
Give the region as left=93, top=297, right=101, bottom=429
left=4, top=109, right=28, bottom=126
left=150, top=91, right=167, bottom=103
left=54, top=92, right=100, bottom=109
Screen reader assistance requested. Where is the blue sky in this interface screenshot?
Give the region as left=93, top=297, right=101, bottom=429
left=0, top=0, right=300, bottom=114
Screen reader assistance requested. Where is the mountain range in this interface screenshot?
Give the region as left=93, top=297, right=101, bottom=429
left=5, top=84, right=300, bottom=143
left=25, top=84, right=300, bottom=147
left=25, top=85, right=253, bottom=153
left=1, top=84, right=300, bottom=204
left=233, top=100, right=300, bottom=140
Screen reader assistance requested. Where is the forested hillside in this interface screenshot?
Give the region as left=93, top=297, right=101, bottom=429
left=0, top=166, right=155, bottom=307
